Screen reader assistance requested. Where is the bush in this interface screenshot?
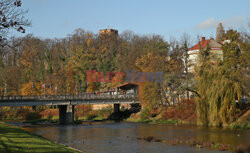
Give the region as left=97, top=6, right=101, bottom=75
left=75, top=105, right=92, bottom=118
left=85, top=114, right=97, bottom=120
left=40, top=109, right=58, bottom=119
left=140, top=108, right=151, bottom=121
left=24, top=112, right=42, bottom=121
left=230, top=122, right=250, bottom=129
left=161, top=99, right=196, bottom=121
left=1, top=107, right=32, bottom=120
left=96, top=106, right=113, bottom=118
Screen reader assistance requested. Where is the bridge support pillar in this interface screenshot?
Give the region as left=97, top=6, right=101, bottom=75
left=113, top=104, right=120, bottom=113
left=59, top=105, right=74, bottom=124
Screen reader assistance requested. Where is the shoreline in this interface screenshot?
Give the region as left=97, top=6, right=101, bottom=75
left=4, top=119, right=250, bottom=153
left=0, top=121, right=82, bottom=153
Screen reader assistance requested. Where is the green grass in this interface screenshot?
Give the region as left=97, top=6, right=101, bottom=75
left=0, top=122, right=82, bottom=153
left=126, top=115, right=179, bottom=125
left=230, top=122, right=250, bottom=129
left=149, top=119, right=179, bottom=125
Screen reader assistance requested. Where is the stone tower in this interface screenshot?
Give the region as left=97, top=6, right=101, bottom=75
left=99, top=29, right=118, bottom=38
left=216, top=23, right=225, bottom=42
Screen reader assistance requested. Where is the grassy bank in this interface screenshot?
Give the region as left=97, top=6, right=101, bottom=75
left=126, top=117, right=187, bottom=125
left=127, top=113, right=250, bottom=129
left=0, top=122, right=82, bottom=153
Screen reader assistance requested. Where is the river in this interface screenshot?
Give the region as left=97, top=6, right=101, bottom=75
left=20, top=121, right=249, bottom=153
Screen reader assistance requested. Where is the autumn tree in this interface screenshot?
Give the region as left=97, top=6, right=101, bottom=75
left=135, top=52, right=167, bottom=112
left=216, top=23, right=225, bottom=42
left=195, top=30, right=247, bottom=126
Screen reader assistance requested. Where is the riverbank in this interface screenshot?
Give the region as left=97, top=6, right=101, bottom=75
left=0, top=122, right=82, bottom=153
left=22, top=121, right=250, bottom=153
left=126, top=103, right=250, bottom=129
left=127, top=116, right=250, bottom=129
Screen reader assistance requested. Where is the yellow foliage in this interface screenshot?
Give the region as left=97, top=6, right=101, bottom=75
left=86, top=82, right=98, bottom=93
left=87, top=39, right=92, bottom=48
left=135, top=52, right=166, bottom=72
left=21, top=81, right=53, bottom=95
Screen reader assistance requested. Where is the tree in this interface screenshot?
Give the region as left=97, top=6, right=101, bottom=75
left=135, top=52, right=166, bottom=112
left=0, top=0, right=30, bottom=44
left=216, top=23, right=225, bottom=42
left=195, top=30, right=246, bottom=126
left=162, top=37, right=186, bottom=105
left=180, top=33, right=192, bottom=99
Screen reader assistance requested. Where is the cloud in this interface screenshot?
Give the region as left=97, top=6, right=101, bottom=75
left=223, top=16, right=246, bottom=27
left=196, top=16, right=247, bottom=30
left=196, top=18, right=219, bottom=30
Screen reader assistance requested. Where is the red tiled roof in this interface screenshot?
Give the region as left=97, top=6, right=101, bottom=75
left=189, top=39, right=210, bottom=51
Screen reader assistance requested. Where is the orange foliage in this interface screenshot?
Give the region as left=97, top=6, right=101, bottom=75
left=21, top=81, right=53, bottom=95
left=86, top=82, right=98, bottom=92
left=75, top=105, right=92, bottom=118
left=21, top=81, right=43, bottom=95
left=40, top=109, right=59, bottom=119
left=161, top=99, right=196, bottom=121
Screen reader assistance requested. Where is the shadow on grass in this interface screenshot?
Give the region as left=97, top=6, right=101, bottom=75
left=0, top=122, right=81, bottom=153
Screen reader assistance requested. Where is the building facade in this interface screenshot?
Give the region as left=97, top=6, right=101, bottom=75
left=188, top=37, right=223, bottom=71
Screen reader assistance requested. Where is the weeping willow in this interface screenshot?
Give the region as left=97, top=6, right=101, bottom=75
left=195, top=35, right=243, bottom=126
left=207, top=66, right=241, bottom=126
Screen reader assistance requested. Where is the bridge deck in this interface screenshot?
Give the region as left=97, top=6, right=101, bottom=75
left=0, top=94, right=139, bottom=107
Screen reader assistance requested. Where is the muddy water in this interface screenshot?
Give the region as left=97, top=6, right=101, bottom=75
left=23, top=122, right=249, bottom=153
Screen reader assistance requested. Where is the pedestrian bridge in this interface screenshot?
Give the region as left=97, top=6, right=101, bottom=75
left=0, top=94, right=139, bottom=107
left=0, top=94, right=140, bottom=124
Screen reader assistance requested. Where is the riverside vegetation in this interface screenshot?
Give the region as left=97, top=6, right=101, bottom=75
left=0, top=28, right=249, bottom=128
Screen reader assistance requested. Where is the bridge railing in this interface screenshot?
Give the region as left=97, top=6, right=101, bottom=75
left=0, top=94, right=138, bottom=102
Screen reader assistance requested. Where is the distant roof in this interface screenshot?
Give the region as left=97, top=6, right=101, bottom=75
left=189, top=38, right=210, bottom=51
left=116, top=82, right=138, bottom=90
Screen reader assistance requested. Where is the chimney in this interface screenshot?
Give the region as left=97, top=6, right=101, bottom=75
left=202, top=37, right=205, bottom=42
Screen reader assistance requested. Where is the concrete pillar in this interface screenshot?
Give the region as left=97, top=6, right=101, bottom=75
left=113, top=104, right=120, bottom=113
left=59, top=105, right=74, bottom=124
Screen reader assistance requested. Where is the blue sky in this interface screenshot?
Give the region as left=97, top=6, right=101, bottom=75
left=13, top=0, right=250, bottom=41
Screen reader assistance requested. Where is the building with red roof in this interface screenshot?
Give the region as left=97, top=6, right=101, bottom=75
left=188, top=37, right=223, bottom=71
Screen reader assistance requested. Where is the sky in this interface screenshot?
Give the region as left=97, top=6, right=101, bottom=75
left=12, top=0, right=250, bottom=42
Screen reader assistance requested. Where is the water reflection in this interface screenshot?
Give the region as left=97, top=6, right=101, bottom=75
left=23, top=122, right=249, bottom=153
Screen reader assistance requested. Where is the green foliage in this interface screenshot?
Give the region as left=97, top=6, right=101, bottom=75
left=140, top=108, right=151, bottom=121
left=195, top=30, right=247, bottom=126
left=230, top=122, right=250, bottom=129
left=95, top=105, right=113, bottom=118
left=85, top=114, right=97, bottom=120
left=139, top=82, right=161, bottom=111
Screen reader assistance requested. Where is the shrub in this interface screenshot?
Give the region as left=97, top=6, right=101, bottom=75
left=40, top=109, right=58, bottom=119
left=85, top=114, right=97, bottom=120
left=96, top=106, right=113, bottom=118
left=140, top=108, right=151, bottom=121
left=161, top=99, right=196, bottom=121
left=24, top=112, right=42, bottom=121
left=75, top=105, right=92, bottom=118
